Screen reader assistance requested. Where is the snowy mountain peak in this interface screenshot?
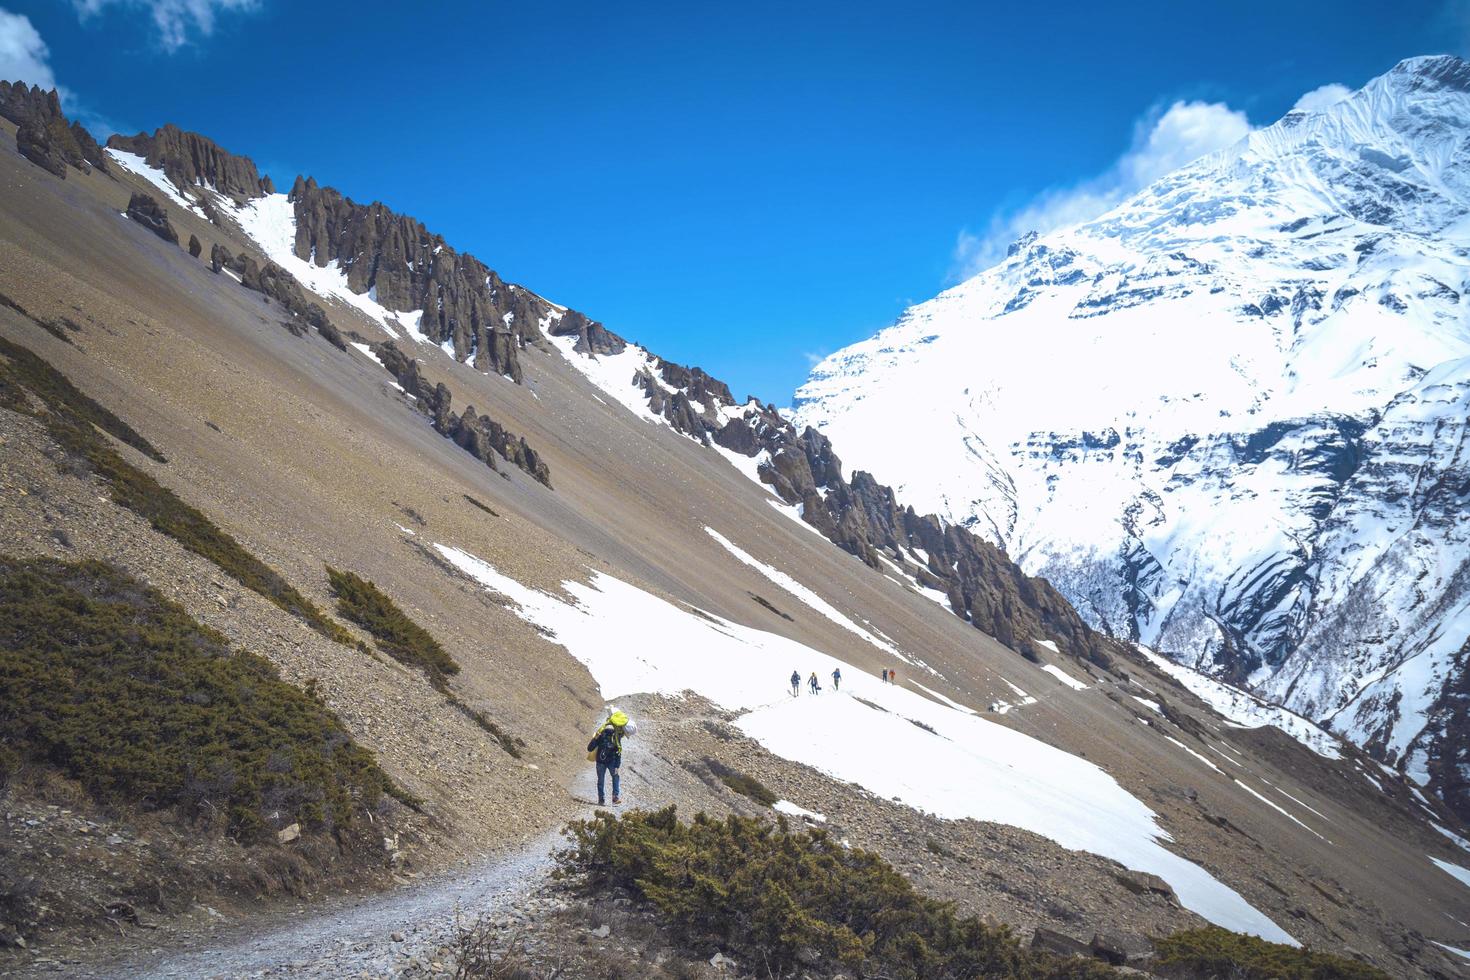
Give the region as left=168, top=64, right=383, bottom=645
left=791, top=56, right=1470, bottom=820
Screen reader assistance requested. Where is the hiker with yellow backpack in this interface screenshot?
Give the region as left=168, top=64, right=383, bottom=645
left=587, top=709, right=635, bottom=806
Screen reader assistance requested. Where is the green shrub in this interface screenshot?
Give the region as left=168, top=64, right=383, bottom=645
left=558, top=807, right=1114, bottom=979
left=0, top=556, right=404, bottom=840
left=325, top=567, right=521, bottom=757
left=704, top=758, right=777, bottom=806
left=1153, top=927, right=1389, bottom=979
left=326, top=567, right=459, bottom=686
left=0, top=336, right=351, bottom=645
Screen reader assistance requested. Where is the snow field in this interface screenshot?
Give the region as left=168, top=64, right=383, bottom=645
left=433, top=543, right=1296, bottom=943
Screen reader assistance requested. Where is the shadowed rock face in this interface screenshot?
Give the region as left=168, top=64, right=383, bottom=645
left=287, top=177, right=570, bottom=384
left=547, top=310, right=626, bottom=357
left=107, top=124, right=273, bottom=202
left=371, top=342, right=552, bottom=488
left=0, top=80, right=108, bottom=178
left=125, top=193, right=179, bottom=245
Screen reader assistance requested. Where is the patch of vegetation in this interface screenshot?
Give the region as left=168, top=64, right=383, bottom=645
left=0, top=333, right=163, bottom=460
left=748, top=591, right=793, bottom=621
left=558, top=807, right=1114, bottom=979
left=0, top=336, right=352, bottom=644
left=463, top=493, right=499, bottom=517
left=327, top=567, right=459, bottom=687
left=326, top=566, right=521, bottom=757
left=0, top=556, right=409, bottom=840
left=0, top=289, right=77, bottom=347
left=703, top=758, right=777, bottom=806
left=1152, top=927, right=1389, bottom=979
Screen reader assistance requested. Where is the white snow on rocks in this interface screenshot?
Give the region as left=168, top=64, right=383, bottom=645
left=773, top=800, right=827, bottom=823
left=1232, top=780, right=1327, bottom=842
left=1137, top=646, right=1343, bottom=759
left=1041, top=663, right=1089, bottom=691
left=1431, top=857, right=1470, bottom=891
left=105, top=149, right=207, bottom=217
left=223, top=192, right=423, bottom=340
left=704, top=526, right=905, bottom=661
left=432, top=542, right=1297, bottom=944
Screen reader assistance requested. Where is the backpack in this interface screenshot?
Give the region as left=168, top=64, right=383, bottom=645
left=588, top=710, right=629, bottom=761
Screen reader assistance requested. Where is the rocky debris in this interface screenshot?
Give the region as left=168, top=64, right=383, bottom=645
left=188, top=234, right=202, bottom=258
left=124, top=193, right=180, bottom=245
left=547, top=309, right=626, bottom=356
left=209, top=243, right=347, bottom=350
left=287, top=176, right=573, bottom=383
left=107, top=124, right=272, bottom=202
left=372, top=341, right=553, bottom=488
left=1, top=80, right=107, bottom=178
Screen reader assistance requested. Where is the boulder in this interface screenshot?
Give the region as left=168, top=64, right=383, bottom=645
left=1030, top=927, right=1090, bottom=958
left=188, top=234, right=202, bottom=258
left=125, top=193, right=179, bottom=245
left=276, top=823, right=300, bottom=843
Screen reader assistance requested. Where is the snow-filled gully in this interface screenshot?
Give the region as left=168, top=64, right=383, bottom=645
left=433, top=543, right=1298, bottom=944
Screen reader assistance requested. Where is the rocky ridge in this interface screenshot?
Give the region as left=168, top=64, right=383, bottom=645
left=0, top=80, right=108, bottom=179
left=371, top=341, right=553, bottom=487
left=287, top=176, right=562, bottom=383
left=107, top=124, right=273, bottom=203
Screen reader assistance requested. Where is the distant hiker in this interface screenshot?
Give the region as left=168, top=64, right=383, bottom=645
left=890, top=667, right=899, bottom=684
left=881, top=668, right=889, bottom=684
left=832, top=667, right=842, bottom=691
left=809, top=671, right=821, bottom=695
left=791, top=669, right=802, bottom=696
left=587, top=710, right=633, bottom=806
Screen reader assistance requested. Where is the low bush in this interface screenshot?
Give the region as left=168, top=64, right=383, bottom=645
left=1152, top=927, right=1389, bottom=979
left=0, top=556, right=405, bottom=840
left=0, top=336, right=351, bottom=644
left=327, top=567, right=459, bottom=687
left=326, top=567, right=521, bottom=757
left=703, top=758, right=777, bottom=806
left=557, top=807, right=1113, bottom=979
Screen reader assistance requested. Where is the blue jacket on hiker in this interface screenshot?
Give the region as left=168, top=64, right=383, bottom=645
left=588, top=722, right=624, bottom=768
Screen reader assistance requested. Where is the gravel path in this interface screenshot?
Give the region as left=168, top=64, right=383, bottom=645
left=74, top=831, right=563, bottom=980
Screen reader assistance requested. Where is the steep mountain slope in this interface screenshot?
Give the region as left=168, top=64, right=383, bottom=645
left=2, top=84, right=1469, bottom=976
left=793, top=55, right=1470, bottom=818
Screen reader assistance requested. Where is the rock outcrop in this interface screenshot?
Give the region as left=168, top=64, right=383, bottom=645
left=209, top=242, right=346, bottom=350
left=287, top=176, right=591, bottom=384
left=371, top=342, right=552, bottom=488
left=0, top=80, right=108, bottom=178
left=107, top=124, right=272, bottom=202
left=124, top=193, right=179, bottom=245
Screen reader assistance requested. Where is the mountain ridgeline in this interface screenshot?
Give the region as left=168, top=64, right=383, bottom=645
left=790, top=54, right=1470, bottom=819
left=76, top=116, right=1122, bottom=675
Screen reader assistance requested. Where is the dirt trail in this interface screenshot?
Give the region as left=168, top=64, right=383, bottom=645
left=63, top=715, right=667, bottom=979
left=65, top=831, right=560, bottom=980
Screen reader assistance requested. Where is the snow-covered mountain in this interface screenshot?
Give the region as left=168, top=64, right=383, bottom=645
left=792, top=55, right=1470, bottom=815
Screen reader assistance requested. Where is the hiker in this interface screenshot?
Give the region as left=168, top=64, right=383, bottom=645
left=890, top=667, right=899, bottom=684
left=832, top=667, right=842, bottom=691
left=809, top=671, right=821, bottom=695
left=587, top=710, right=633, bottom=806
left=881, top=668, right=889, bottom=684
left=790, top=669, right=802, bottom=696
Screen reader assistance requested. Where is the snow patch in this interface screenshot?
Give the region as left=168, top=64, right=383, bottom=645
left=431, top=543, right=1297, bottom=944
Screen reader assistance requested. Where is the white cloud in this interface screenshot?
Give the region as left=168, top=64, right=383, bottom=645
left=1292, top=83, right=1352, bottom=114
left=72, top=0, right=260, bottom=51
left=0, top=8, right=57, bottom=89
left=950, top=99, right=1251, bottom=281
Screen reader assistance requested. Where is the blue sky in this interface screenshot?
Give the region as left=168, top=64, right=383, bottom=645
left=2, top=1, right=1466, bottom=400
